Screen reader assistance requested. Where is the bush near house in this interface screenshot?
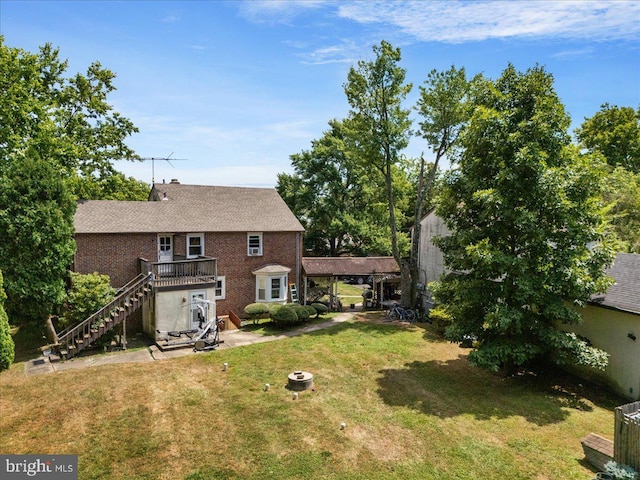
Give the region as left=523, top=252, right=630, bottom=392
left=243, top=303, right=271, bottom=323
left=62, top=272, right=115, bottom=327
left=310, top=303, right=328, bottom=317
left=269, top=305, right=299, bottom=325
left=290, top=304, right=311, bottom=321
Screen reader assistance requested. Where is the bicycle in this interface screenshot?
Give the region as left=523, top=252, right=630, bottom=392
left=385, top=304, right=417, bottom=323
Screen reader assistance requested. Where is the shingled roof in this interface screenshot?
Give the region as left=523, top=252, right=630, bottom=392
left=591, top=253, right=640, bottom=315
left=75, top=183, right=304, bottom=234
left=301, top=256, right=400, bottom=277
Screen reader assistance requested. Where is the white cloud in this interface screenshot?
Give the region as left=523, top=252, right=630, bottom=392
left=301, top=40, right=360, bottom=65
left=238, top=0, right=326, bottom=24
left=160, top=14, right=180, bottom=24
left=336, top=1, right=640, bottom=43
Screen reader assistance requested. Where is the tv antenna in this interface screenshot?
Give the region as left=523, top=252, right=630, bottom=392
left=139, top=153, right=187, bottom=183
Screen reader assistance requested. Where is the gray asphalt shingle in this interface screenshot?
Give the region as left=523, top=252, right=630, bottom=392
left=75, top=183, right=304, bottom=234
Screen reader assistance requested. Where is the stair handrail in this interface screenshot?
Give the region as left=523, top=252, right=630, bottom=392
left=54, top=273, right=153, bottom=344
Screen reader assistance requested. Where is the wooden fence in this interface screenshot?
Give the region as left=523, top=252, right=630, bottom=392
left=614, top=401, right=640, bottom=471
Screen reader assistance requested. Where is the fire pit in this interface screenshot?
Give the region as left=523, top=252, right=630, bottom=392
left=287, top=371, right=313, bottom=391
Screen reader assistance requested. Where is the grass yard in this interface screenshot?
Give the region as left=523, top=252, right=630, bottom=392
left=0, top=313, right=621, bottom=479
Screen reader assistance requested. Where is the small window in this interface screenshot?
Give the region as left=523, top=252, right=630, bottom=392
left=187, top=233, right=204, bottom=259
left=247, top=233, right=263, bottom=256
left=215, top=276, right=226, bottom=300
left=270, top=277, right=281, bottom=300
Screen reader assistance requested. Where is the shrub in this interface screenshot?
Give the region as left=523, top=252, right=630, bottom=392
left=244, top=303, right=270, bottom=316
left=62, top=272, right=115, bottom=327
left=0, top=270, right=15, bottom=372
left=311, top=303, right=328, bottom=318
left=604, top=461, right=639, bottom=480
left=291, top=304, right=310, bottom=321
left=244, top=303, right=270, bottom=323
left=270, top=305, right=299, bottom=325
left=303, top=305, right=317, bottom=318
left=428, top=305, right=452, bottom=335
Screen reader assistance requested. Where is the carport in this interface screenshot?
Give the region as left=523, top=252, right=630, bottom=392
left=300, top=257, right=401, bottom=311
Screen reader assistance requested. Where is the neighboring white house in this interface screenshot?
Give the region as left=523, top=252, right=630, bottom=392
left=417, top=210, right=640, bottom=400
left=417, top=209, right=451, bottom=310
left=566, top=253, right=640, bottom=400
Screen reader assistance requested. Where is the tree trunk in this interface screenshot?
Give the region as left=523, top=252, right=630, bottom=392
left=45, top=315, right=59, bottom=345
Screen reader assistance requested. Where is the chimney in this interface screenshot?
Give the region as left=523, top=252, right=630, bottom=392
left=170, top=179, right=180, bottom=184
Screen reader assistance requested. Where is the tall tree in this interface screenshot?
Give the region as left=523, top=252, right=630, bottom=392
left=576, top=104, right=640, bottom=252
left=410, top=66, right=471, bottom=304
left=0, top=37, right=139, bottom=178
left=0, top=38, right=139, bottom=325
left=343, top=41, right=413, bottom=302
left=278, top=119, right=413, bottom=256
left=0, top=151, right=76, bottom=324
left=601, top=166, right=640, bottom=253
left=433, top=64, right=615, bottom=374
left=576, top=104, right=640, bottom=173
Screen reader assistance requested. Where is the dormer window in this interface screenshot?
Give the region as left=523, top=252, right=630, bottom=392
left=247, top=233, right=263, bottom=256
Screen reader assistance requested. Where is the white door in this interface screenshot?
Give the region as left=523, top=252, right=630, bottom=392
left=158, top=235, right=173, bottom=275
left=190, top=291, right=207, bottom=330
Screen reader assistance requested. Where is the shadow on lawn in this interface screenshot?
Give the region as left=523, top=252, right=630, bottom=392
left=376, top=354, right=624, bottom=427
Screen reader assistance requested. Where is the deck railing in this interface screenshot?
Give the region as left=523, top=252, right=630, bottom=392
left=139, top=256, right=217, bottom=287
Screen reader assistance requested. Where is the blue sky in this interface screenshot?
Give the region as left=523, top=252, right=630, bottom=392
left=1, top=0, right=639, bottom=187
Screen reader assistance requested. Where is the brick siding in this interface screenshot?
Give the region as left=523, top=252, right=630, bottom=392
left=74, top=230, right=302, bottom=317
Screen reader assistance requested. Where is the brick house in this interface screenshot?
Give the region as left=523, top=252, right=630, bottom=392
left=73, top=181, right=304, bottom=340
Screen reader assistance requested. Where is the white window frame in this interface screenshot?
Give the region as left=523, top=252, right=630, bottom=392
left=186, top=233, right=204, bottom=259
left=255, top=273, right=288, bottom=303
left=214, top=276, right=226, bottom=300
left=247, top=232, right=263, bottom=256
left=189, top=290, right=207, bottom=329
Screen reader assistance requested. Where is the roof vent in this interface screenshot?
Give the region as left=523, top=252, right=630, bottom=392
left=170, top=179, right=180, bottom=184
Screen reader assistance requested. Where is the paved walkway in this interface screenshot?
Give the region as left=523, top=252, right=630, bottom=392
left=24, top=312, right=355, bottom=377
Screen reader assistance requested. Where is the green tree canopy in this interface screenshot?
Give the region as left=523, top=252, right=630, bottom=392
left=278, top=119, right=385, bottom=256
left=576, top=104, right=640, bottom=173
left=0, top=36, right=139, bottom=179
left=0, top=269, right=15, bottom=371
left=433, top=64, right=615, bottom=374
left=0, top=151, right=76, bottom=323
left=343, top=40, right=413, bottom=301
left=601, top=166, right=640, bottom=253
left=0, top=38, right=140, bottom=325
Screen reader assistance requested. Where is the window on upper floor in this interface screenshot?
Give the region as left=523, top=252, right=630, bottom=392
left=247, top=233, right=263, bottom=256
left=187, top=233, right=204, bottom=259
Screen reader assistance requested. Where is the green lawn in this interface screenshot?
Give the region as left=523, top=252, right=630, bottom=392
left=0, top=314, right=620, bottom=479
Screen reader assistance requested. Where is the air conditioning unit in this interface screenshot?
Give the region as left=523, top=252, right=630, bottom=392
left=249, top=247, right=260, bottom=255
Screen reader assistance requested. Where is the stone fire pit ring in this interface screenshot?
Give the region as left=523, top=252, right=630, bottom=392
left=287, top=371, right=314, bottom=391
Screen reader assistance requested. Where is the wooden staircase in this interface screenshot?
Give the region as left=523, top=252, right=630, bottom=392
left=51, top=273, right=154, bottom=360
